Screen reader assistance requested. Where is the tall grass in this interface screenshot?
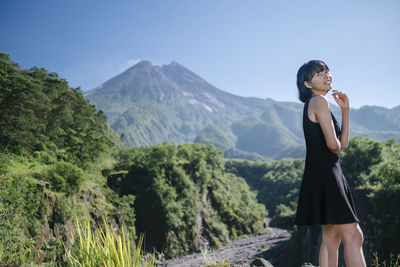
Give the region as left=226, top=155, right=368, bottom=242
left=64, top=217, right=156, bottom=267
left=372, top=252, right=400, bottom=267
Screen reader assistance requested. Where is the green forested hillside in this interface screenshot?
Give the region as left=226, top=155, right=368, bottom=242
left=0, top=53, right=119, bottom=166
left=0, top=53, right=268, bottom=265
left=106, top=143, right=268, bottom=257
left=197, top=102, right=400, bottom=160
left=0, top=53, right=135, bottom=264
left=225, top=158, right=303, bottom=226
left=195, top=104, right=306, bottom=160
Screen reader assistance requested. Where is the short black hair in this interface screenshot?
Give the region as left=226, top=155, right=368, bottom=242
left=297, top=60, right=330, bottom=103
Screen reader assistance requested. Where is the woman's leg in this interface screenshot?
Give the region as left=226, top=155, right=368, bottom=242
left=319, top=224, right=342, bottom=267
left=338, top=222, right=366, bottom=267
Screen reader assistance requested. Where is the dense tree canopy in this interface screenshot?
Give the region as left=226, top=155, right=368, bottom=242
left=0, top=53, right=118, bottom=167
left=107, top=143, right=268, bottom=257
left=0, top=53, right=125, bottom=264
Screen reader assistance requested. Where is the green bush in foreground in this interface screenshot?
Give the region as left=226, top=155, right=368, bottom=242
left=65, top=217, right=156, bottom=267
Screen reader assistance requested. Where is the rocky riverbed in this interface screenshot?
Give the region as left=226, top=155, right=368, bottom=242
left=160, top=226, right=292, bottom=267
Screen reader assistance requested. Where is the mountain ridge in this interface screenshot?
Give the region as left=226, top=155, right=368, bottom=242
left=84, top=60, right=400, bottom=159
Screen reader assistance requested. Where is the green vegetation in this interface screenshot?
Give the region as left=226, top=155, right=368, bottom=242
left=194, top=125, right=237, bottom=151
left=65, top=218, right=156, bottom=267
left=372, top=253, right=400, bottom=267
left=225, top=157, right=304, bottom=227
left=106, top=143, right=268, bottom=257
left=0, top=53, right=268, bottom=265
left=1, top=53, right=399, bottom=266
left=0, top=53, right=119, bottom=167
left=230, top=116, right=304, bottom=159
left=195, top=115, right=306, bottom=160
left=205, top=263, right=232, bottom=267
left=0, top=53, right=138, bottom=265
left=0, top=148, right=144, bottom=265
left=341, top=137, right=400, bottom=262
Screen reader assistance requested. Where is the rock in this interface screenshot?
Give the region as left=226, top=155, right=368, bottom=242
left=251, top=257, right=274, bottom=267
left=260, top=258, right=273, bottom=267
left=36, top=179, right=51, bottom=191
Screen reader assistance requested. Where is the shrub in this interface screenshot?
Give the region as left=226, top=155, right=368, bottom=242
left=65, top=217, right=156, bottom=267
left=46, top=161, right=85, bottom=194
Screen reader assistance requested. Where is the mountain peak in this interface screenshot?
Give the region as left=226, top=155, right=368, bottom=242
left=163, top=61, right=187, bottom=71
left=168, top=61, right=181, bottom=67
left=129, top=60, right=153, bottom=71
left=125, top=60, right=185, bottom=72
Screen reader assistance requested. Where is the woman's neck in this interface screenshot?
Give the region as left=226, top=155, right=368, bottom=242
left=311, top=88, right=329, bottom=96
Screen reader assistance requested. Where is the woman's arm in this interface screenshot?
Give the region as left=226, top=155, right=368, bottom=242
left=310, top=95, right=341, bottom=154
left=332, top=90, right=350, bottom=149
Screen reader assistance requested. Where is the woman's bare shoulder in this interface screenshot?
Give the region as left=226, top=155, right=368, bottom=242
left=309, top=95, right=330, bottom=110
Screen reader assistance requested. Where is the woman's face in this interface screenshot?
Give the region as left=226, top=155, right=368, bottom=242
left=305, top=69, right=332, bottom=93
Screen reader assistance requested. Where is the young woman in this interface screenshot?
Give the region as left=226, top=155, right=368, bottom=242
left=294, top=60, right=367, bottom=267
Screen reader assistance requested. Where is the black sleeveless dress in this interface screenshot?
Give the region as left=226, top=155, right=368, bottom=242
left=294, top=98, right=359, bottom=225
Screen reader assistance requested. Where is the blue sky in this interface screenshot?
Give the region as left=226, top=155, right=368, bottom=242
left=1, top=0, right=399, bottom=108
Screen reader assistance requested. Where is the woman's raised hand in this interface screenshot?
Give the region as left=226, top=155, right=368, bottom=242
left=332, top=90, right=349, bottom=110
